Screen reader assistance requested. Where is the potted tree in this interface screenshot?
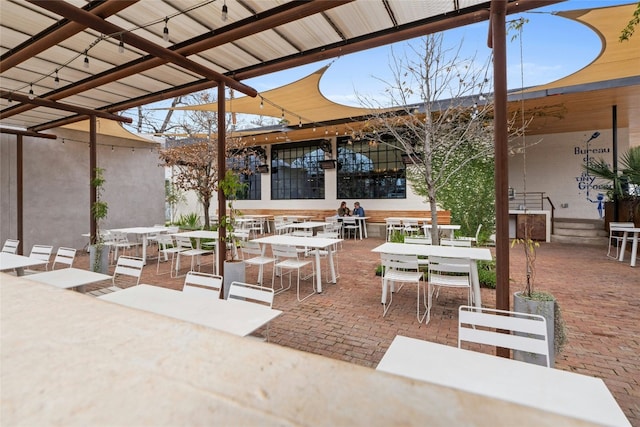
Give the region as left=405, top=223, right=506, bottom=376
left=89, top=167, right=109, bottom=274
left=511, top=223, right=567, bottom=367
left=584, top=146, right=640, bottom=229
left=218, top=170, right=248, bottom=298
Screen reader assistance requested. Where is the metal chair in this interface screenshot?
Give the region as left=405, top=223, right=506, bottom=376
left=607, top=222, right=635, bottom=259
left=183, top=271, right=223, bottom=298
left=271, top=244, right=315, bottom=302
left=380, top=252, right=425, bottom=322
left=27, top=244, right=54, bottom=271
left=426, top=256, right=471, bottom=325
left=2, top=239, right=20, bottom=254
left=240, top=241, right=275, bottom=287
left=52, top=247, right=77, bottom=269
left=342, top=216, right=360, bottom=240
left=228, top=281, right=276, bottom=341
left=458, top=305, right=550, bottom=368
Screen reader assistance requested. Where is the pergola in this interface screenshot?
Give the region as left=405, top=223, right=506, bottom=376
left=1, top=0, right=595, bottom=321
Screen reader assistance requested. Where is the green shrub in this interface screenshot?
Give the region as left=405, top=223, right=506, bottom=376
left=177, top=212, right=200, bottom=229
left=477, top=259, right=496, bottom=288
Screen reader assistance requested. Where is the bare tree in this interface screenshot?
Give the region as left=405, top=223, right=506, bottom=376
left=159, top=90, right=258, bottom=229
left=357, top=34, right=495, bottom=244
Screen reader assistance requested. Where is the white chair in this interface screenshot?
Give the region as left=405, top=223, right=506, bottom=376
left=271, top=244, right=315, bottom=302
left=52, top=247, right=77, bottom=269
left=426, top=256, right=471, bottom=325
left=456, top=224, right=482, bottom=246
left=27, top=244, right=54, bottom=271
left=402, top=219, right=420, bottom=236
left=174, top=235, right=213, bottom=278
left=228, top=281, right=276, bottom=341
left=183, top=271, right=223, bottom=298
left=315, top=230, right=341, bottom=280
left=112, top=255, right=144, bottom=288
left=156, top=234, right=186, bottom=275
left=385, top=219, right=403, bottom=241
left=440, top=238, right=472, bottom=247
left=110, top=231, right=142, bottom=261
left=380, top=252, right=425, bottom=322
left=458, top=305, right=550, bottom=368
left=241, top=241, right=275, bottom=287
left=274, top=216, right=291, bottom=235
left=607, top=222, right=635, bottom=259
left=2, top=239, right=19, bottom=254
left=342, top=216, right=360, bottom=240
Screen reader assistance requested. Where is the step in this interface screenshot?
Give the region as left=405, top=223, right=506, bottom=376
left=550, top=234, right=608, bottom=246
left=553, top=221, right=604, bottom=230
left=553, top=228, right=608, bottom=238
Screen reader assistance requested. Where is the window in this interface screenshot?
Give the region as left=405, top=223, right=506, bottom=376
left=271, top=140, right=326, bottom=200
left=337, top=137, right=406, bottom=199
left=227, top=152, right=261, bottom=200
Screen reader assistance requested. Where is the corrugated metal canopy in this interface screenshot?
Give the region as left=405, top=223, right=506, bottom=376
left=1, top=0, right=557, bottom=135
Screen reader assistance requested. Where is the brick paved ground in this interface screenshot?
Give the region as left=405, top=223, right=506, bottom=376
left=78, top=236, right=639, bottom=425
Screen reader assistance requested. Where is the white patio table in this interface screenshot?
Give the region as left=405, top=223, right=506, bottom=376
left=110, top=226, right=169, bottom=264
left=371, top=242, right=491, bottom=308
left=612, top=225, right=640, bottom=267
left=0, top=253, right=47, bottom=276
left=98, top=284, right=282, bottom=337
left=26, top=268, right=112, bottom=293
left=251, top=235, right=342, bottom=293
left=172, top=230, right=219, bottom=274
left=243, top=214, right=273, bottom=233
left=338, top=216, right=371, bottom=239
left=377, top=335, right=630, bottom=427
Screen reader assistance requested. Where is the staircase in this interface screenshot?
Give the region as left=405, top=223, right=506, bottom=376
left=551, top=218, right=608, bottom=246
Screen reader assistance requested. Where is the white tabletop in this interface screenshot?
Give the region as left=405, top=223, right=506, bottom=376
left=371, top=242, right=491, bottom=260
left=0, top=253, right=47, bottom=272
left=27, top=268, right=112, bottom=290
left=98, top=284, right=282, bottom=337
left=287, top=221, right=330, bottom=230
left=173, top=230, right=219, bottom=239
left=377, top=336, right=630, bottom=427
left=111, top=226, right=169, bottom=234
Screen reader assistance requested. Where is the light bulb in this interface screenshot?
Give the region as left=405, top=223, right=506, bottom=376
left=54, top=70, right=60, bottom=88
left=222, top=2, right=228, bottom=21
left=163, top=18, right=169, bottom=42
left=28, top=85, right=34, bottom=100
left=259, top=99, right=264, bottom=109
left=84, top=53, right=89, bottom=69
left=118, top=40, right=124, bottom=53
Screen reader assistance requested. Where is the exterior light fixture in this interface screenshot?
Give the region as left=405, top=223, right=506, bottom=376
left=28, top=84, right=34, bottom=100
left=257, top=164, right=269, bottom=173
left=83, top=50, right=89, bottom=69
left=221, top=1, right=228, bottom=21
left=163, top=17, right=169, bottom=42
left=118, top=35, right=125, bottom=53
left=319, top=160, right=337, bottom=170
left=54, top=70, right=60, bottom=87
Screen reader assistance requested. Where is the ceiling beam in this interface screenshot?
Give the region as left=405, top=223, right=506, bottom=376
left=0, top=0, right=139, bottom=71
left=1, top=1, right=352, bottom=122
left=26, top=0, right=258, bottom=98
left=0, top=90, right=131, bottom=123
left=0, top=127, right=57, bottom=139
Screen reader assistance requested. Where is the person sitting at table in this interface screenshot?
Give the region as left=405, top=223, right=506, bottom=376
left=337, top=201, right=350, bottom=217
left=353, top=202, right=365, bottom=217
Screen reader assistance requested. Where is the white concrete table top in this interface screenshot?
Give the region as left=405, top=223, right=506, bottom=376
left=26, top=268, right=112, bottom=291
left=0, top=253, right=47, bottom=275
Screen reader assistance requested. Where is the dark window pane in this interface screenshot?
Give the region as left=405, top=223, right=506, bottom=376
left=271, top=140, right=327, bottom=200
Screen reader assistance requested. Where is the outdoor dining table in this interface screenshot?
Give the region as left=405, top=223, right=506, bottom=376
left=338, top=216, right=371, bottom=239
left=98, top=284, right=282, bottom=337
left=0, top=252, right=47, bottom=276
left=110, top=226, right=169, bottom=264
left=612, top=225, right=640, bottom=267
left=371, top=242, right=492, bottom=308
left=377, top=335, right=630, bottom=427
left=243, top=214, right=273, bottom=233
left=283, top=215, right=314, bottom=223
left=286, top=221, right=330, bottom=236
left=251, top=235, right=342, bottom=293
left=26, top=267, right=112, bottom=293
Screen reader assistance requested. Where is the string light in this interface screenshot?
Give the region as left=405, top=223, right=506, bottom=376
left=221, top=0, right=228, bottom=21
left=54, top=69, right=60, bottom=87
left=118, top=35, right=125, bottom=53
left=298, top=117, right=302, bottom=128
left=83, top=50, right=89, bottom=69
left=259, top=98, right=264, bottom=109
left=281, top=109, right=285, bottom=119
left=28, top=84, right=34, bottom=100
left=163, top=17, right=169, bottom=42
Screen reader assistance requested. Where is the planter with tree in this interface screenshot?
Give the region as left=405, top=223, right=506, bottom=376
left=89, top=167, right=109, bottom=274
left=218, top=170, right=248, bottom=299
left=511, top=225, right=567, bottom=368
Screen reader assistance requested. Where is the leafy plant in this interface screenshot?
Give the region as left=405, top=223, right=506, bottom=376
left=510, top=234, right=539, bottom=298
left=218, top=170, right=247, bottom=261
left=477, top=259, right=496, bottom=289
left=177, top=212, right=200, bottom=229
left=90, top=167, right=108, bottom=273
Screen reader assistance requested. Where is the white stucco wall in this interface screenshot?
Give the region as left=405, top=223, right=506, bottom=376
left=1, top=129, right=165, bottom=253
left=508, top=128, right=630, bottom=220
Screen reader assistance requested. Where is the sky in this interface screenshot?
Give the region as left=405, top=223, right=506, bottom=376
left=130, top=0, right=634, bottom=133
